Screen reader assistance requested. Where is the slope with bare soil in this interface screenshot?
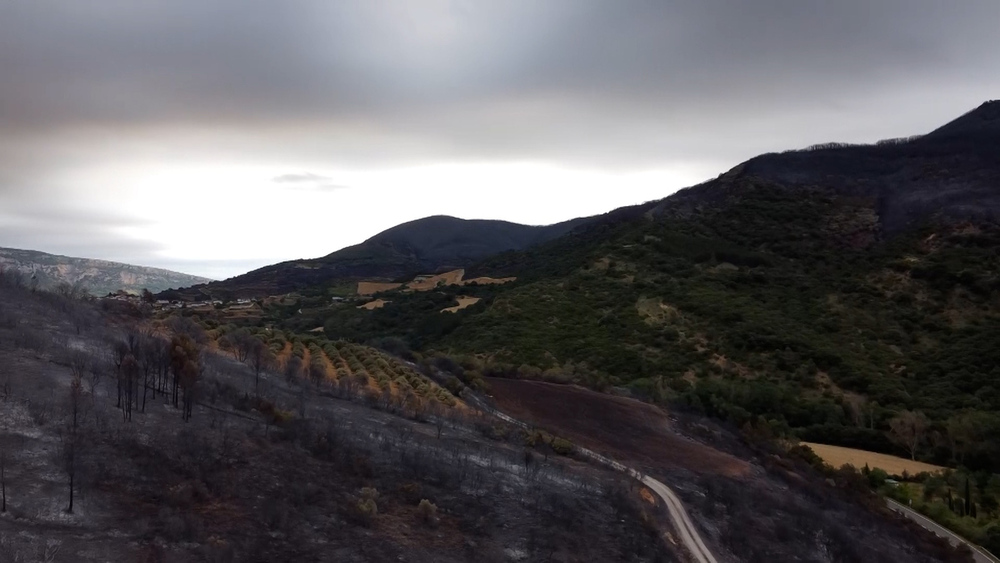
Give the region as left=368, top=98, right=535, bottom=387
left=486, top=378, right=749, bottom=477
left=0, top=278, right=669, bottom=562
left=484, top=378, right=973, bottom=563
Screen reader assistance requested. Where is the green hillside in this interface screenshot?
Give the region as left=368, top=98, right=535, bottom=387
left=234, top=102, right=1000, bottom=473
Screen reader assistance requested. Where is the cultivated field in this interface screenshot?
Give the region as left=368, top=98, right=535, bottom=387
left=460, top=276, right=516, bottom=286
left=407, top=269, right=466, bottom=291
left=357, top=269, right=516, bottom=296
left=441, top=296, right=481, bottom=313
left=803, top=442, right=945, bottom=476
left=357, top=281, right=403, bottom=295
left=357, top=298, right=389, bottom=310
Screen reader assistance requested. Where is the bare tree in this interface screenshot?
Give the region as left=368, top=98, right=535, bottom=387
left=843, top=394, right=867, bottom=428
left=284, top=355, right=303, bottom=384
left=248, top=339, right=274, bottom=397
left=120, top=355, right=139, bottom=422
left=1, top=438, right=8, bottom=513
left=225, top=329, right=256, bottom=363
left=888, top=410, right=929, bottom=461
left=110, top=340, right=128, bottom=409
left=62, top=373, right=83, bottom=513
left=87, top=361, right=103, bottom=396
left=170, top=335, right=201, bottom=422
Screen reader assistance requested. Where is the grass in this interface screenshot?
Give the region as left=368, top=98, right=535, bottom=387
left=803, top=442, right=944, bottom=476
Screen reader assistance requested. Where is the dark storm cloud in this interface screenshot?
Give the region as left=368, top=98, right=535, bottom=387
left=3, top=1, right=998, bottom=164
left=1, top=1, right=998, bottom=270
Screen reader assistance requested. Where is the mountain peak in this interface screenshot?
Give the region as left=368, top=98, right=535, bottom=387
left=924, top=100, right=1000, bottom=140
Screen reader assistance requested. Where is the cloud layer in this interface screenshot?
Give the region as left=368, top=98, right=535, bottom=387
left=1, top=1, right=998, bottom=277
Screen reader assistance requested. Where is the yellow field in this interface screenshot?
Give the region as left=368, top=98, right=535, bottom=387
left=803, top=442, right=945, bottom=476
left=441, top=296, right=481, bottom=313
left=357, top=269, right=516, bottom=296
left=461, top=276, right=516, bottom=286
left=357, top=282, right=403, bottom=296
left=407, top=269, right=466, bottom=291
left=357, top=299, right=389, bottom=310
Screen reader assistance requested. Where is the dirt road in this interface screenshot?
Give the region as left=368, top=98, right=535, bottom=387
left=465, top=391, right=720, bottom=563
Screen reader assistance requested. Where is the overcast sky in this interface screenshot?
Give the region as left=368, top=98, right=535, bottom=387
left=2, top=1, right=998, bottom=279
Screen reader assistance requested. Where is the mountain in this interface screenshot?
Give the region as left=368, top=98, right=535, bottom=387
left=162, top=214, right=592, bottom=299
left=270, top=102, right=1000, bottom=473
left=0, top=247, right=212, bottom=295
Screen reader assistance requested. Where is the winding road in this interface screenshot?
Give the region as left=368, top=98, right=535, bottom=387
left=887, top=500, right=999, bottom=563
left=466, top=392, right=719, bottom=563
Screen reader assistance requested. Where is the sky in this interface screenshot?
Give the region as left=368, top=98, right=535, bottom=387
left=2, top=1, right=998, bottom=280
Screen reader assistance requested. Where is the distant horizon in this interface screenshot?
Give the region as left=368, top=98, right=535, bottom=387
left=3, top=2, right=998, bottom=279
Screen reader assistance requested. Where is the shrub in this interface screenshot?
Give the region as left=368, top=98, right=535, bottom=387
left=416, top=499, right=439, bottom=527
left=348, top=487, right=380, bottom=527
left=550, top=437, right=575, bottom=456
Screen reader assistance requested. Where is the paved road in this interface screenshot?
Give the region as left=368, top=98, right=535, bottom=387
left=465, top=392, right=719, bottom=563
left=887, top=499, right=999, bottom=563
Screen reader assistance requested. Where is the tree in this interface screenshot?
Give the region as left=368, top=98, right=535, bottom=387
left=284, top=355, right=303, bottom=383
left=120, top=355, right=139, bottom=422
left=228, top=329, right=256, bottom=363
left=843, top=394, right=868, bottom=428
left=248, top=339, right=274, bottom=397
left=888, top=410, right=930, bottom=461
left=170, top=335, right=201, bottom=422
left=0, top=437, right=9, bottom=513
left=947, top=413, right=977, bottom=464
left=63, top=372, right=83, bottom=513
left=965, top=476, right=973, bottom=517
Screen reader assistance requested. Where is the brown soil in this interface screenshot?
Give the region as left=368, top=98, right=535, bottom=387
left=358, top=282, right=403, bottom=296
left=357, top=270, right=515, bottom=296
left=460, top=276, right=516, bottom=286
left=486, top=378, right=750, bottom=478
left=407, top=269, right=465, bottom=291
left=358, top=299, right=389, bottom=310
left=803, top=442, right=944, bottom=476
left=441, top=296, right=481, bottom=313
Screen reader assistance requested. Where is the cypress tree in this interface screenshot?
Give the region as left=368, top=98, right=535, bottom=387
left=965, top=477, right=972, bottom=516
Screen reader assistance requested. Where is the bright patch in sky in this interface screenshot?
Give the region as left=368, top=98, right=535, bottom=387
left=106, top=161, right=707, bottom=278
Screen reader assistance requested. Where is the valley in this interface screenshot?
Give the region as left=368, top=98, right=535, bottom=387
left=4, top=102, right=1000, bottom=562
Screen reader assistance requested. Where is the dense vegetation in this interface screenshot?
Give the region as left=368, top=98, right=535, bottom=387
left=247, top=179, right=1000, bottom=479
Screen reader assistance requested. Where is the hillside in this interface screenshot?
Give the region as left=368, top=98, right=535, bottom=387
left=162, top=215, right=591, bottom=300
left=0, top=243, right=966, bottom=563
left=256, top=102, right=1000, bottom=478
left=0, top=246, right=211, bottom=295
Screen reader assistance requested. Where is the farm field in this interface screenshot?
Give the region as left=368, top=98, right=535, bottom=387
left=357, top=281, right=403, bottom=295
left=803, top=442, right=945, bottom=476
left=441, top=296, right=481, bottom=313
left=356, top=269, right=516, bottom=296
left=358, top=298, right=389, bottom=310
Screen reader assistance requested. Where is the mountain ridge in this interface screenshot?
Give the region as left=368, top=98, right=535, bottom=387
left=161, top=214, right=595, bottom=299
left=254, top=101, right=1000, bottom=479
left=0, top=246, right=212, bottom=295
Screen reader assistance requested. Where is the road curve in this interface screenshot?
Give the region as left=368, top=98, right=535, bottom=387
left=887, top=500, right=999, bottom=563
left=465, top=392, right=719, bottom=563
